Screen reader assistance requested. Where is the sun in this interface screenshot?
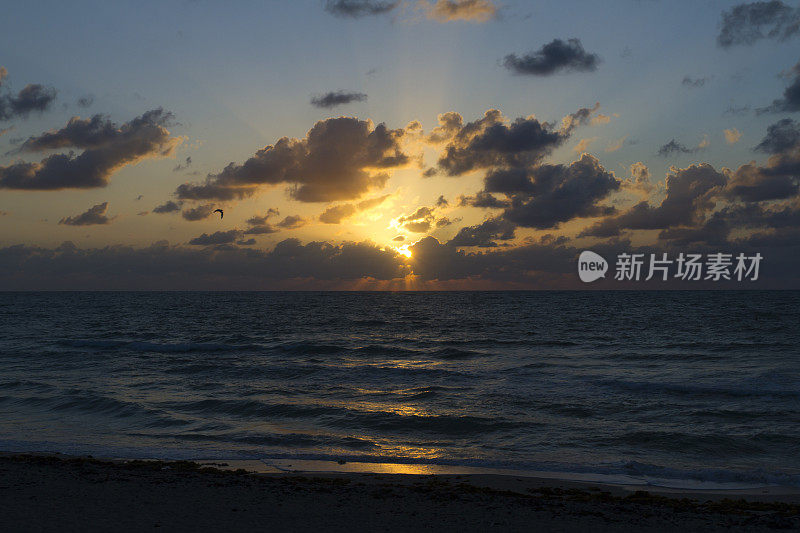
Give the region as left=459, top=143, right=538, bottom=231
left=396, top=245, right=413, bottom=258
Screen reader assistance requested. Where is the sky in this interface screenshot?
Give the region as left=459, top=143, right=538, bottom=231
left=1, top=0, right=799, bottom=289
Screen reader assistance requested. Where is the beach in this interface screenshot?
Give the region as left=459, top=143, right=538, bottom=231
left=1, top=454, right=798, bottom=532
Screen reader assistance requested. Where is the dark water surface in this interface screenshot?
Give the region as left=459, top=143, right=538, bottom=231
left=0, top=291, right=798, bottom=486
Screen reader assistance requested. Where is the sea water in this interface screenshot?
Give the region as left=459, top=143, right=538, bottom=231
left=0, top=291, right=798, bottom=487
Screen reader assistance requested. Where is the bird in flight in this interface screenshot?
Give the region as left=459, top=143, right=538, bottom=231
left=213, top=209, right=223, bottom=219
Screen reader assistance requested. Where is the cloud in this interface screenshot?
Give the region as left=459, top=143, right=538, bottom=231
left=432, top=107, right=593, bottom=176
left=605, top=135, right=628, bottom=152
left=397, top=206, right=436, bottom=232
left=58, top=202, right=113, bottom=226
left=573, top=137, right=596, bottom=153
left=717, top=1, right=800, bottom=48
left=657, top=138, right=707, bottom=157
left=244, top=208, right=281, bottom=234
left=0, top=109, right=181, bottom=190
left=173, top=156, right=192, bottom=172
left=0, top=234, right=797, bottom=290
left=188, top=230, right=242, bottom=246
left=722, top=119, right=800, bottom=202
left=499, top=154, right=621, bottom=229
left=419, top=0, right=498, bottom=23
left=319, top=194, right=390, bottom=223
left=623, top=161, right=655, bottom=198
left=175, top=116, right=412, bottom=202
left=502, top=38, right=600, bottom=76
left=77, top=94, right=94, bottom=108
left=448, top=216, right=515, bottom=247
left=580, top=164, right=728, bottom=237
left=724, top=104, right=751, bottom=116
left=181, top=203, right=216, bottom=221
left=724, top=128, right=743, bottom=144
left=152, top=200, right=182, bottom=214
left=310, top=91, right=368, bottom=109
left=0, top=70, right=57, bottom=121
left=755, top=118, right=800, bottom=153
left=682, top=76, right=710, bottom=88
left=458, top=191, right=510, bottom=208
left=757, top=63, right=800, bottom=114
left=324, top=0, right=399, bottom=17
left=319, top=204, right=357, bottom=224
left=276, top=215, right=307, bottom=229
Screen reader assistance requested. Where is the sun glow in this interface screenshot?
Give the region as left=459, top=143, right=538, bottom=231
left=396, top=245, right=413, bottom=258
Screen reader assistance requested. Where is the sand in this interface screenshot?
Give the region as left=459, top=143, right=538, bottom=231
left=1, top=454, right=798, bottom=532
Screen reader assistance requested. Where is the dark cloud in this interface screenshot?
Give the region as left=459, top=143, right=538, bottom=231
left=458, top=191, right=510, bottom=209
left=188, top=230, right=242, bottom=246
left=310, top=91, right=368, bottom=109
left=244, top=208, right=281, bottom=234
left=324, top=0, right=398, bottom=18
left=434, top=109, right=568, bottom=176
left=757, top=66, right=800, bottom=114
left=448, top=217, right=515, bottom=247
left=0, top=235, right=796, bottom=289
left=755, top=118, right=800, bottom=154
left=717, top=1, right=800, bottom=48
left=0, top=109, right=180, bottom=190
left=175, top=116, right=411, bottom=202
left=657, top=139, right=705, bottom=157
left=422, top=168, right=438, bottom=177
left=580, top=164, right=728, bottom=237
left=77, top=95, right=94, bottom=108
left=58, top=202, right=113, bottom=226
left=500, top=154, right=620, bottom=229
left=243, top=224, right=279, bottom=235
left=406, top=235, right=582, bottom=284
left=392, top=235, right=405, bottom=241
left=682, top=76, right=710, bottom=88
left=502, top=39, right=600, bottom=76
left=152, top=200, right=182, bottom=214
left=173, top=156, right=192, bottom=172
left=237, top=238, right=257, bottom=246
left=319, top=204, right=357, bottom=224
left=723, top=104, right=751, bottom=116
left=181, top=203, right=216, bottom=221
left=726, top=160, right=800, bottom=202
left=0, top=80, right=57, bottom=121
left=276, top=215, right=307, bottom=229
left=435, top=217, right=453, bottom=227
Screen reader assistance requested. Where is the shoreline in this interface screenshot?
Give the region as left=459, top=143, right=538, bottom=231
left=1, top=453, right=798, bottom=531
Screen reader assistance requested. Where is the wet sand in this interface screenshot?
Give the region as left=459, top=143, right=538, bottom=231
left=1, top=454, right=798, bottom=532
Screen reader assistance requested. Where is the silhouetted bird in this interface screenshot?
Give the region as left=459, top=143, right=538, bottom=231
left=213, top=209, right=223, bottom=219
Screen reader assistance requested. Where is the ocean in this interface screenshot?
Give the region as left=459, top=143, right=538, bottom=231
left=0, top=291, right=798, bottom=488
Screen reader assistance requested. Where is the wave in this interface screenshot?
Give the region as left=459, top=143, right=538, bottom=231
left=164, top=398, right=525, bottom=435
left=59, top=339, right=257, bottom=353
left=594, top=376, right=800, bottom=399
left=131, top=431, right=379, bottom=450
